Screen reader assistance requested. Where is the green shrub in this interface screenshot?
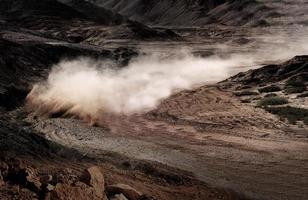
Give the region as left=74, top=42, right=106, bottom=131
left=284, top=85, right=306, bottom=94
left=252, top=97, right=262, bottom=100
left=287, top=115, right=298, bottom=125
left=234, top=90, right=259, bottom=97
left=264, top=93, right=278, bottom=98
left=287, top=74, right=308, bottom=85
left=241, top=99, right=251, bottom=103
left=297, top=92, right=308, bottom=98
left=241, top=85, right=252, bottom=90
left=258, top=85, right=281, bottom=93
left=304, top=117, right=308, bottom=125
left=264, top=106, right=308, bottom=124
left=258, top=97, right=288, bottom=106
left=285, top=79, right=306, bottom=94
left=236, top=85, right=252, bottom=90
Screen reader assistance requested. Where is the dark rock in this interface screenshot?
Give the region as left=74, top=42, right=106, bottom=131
left=0, top=159, right=42, bottom=193
left=110, top=193, right=128, bottom=200
left=128, top=21, right=181, bottom=40
left=138, top=195, right=157, bottom=200
left=0, top=85, right=29, bottom=111
left=5, top=161, right=41, bottom=193
left=67, top=34, right=85, bottom=43
left=107, top=183, right=142, bottom=200
left=40, top=175, right=53, bottom=185
left=0, top=161, right=9, bottom=178
left=0, top=172, right=4, bottom=187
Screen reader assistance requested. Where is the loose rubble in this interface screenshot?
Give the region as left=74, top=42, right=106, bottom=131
left=0, top=158, right=155, bottom=200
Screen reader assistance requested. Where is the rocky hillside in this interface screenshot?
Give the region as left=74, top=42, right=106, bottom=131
left=223, top=56, right=308, bottom=129
left=87, top=0, right=227, bottom=26
left=226, top=56, right=308, bottom=85
left=206, top=0, right=308, bottom=27
left=0, top=0, right=179, bottom=42
left=88, top=0, right=308, bottom=27
left=0, top=1, right=307, bottom=199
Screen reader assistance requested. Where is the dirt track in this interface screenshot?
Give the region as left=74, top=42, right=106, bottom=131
left=29, top=86, right=308, bottom=200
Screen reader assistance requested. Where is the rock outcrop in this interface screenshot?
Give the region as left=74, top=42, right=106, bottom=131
left=225, top=56, right=308, bottom=85
left=88, top=0, right=227, bottom=26
left=80, top=166, right=105, bottom=198
left=87, top=0, right=308, bottom=27
left=47, top=182, right=102, bottom=200
left=107, top=184, right=142, bottom=200
left=0, top=161, right=155, bottom=200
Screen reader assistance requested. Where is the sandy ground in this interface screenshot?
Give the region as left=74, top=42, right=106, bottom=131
left=27, top=86, right=308, bottom=200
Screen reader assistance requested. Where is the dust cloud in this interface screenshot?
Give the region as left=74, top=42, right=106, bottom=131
left=26, top=53, right=241, bottom=120
left=26, top=29, right=308, bottom=123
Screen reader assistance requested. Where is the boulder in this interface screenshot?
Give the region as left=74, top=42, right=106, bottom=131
left=19, top=167, right=42, bottom=192
left=80, top=166, right=105, bottom=198
left=0, top=161, right=8, bottom=171
left=0, top=160, right=40, bottom=192
left=138, top=195, right=157, bottom=200
left=21, top=167, right=42, bottom=192
left=46, top=182, right=101, bottom=200
left=0, top=160, right=9, bottom=178
left=107, top=184, right=142, bottom=200
left=40, top=175, right=53, bottom=185
left=110, top=193, right=128, bottom=200
left=0, top=172, right=4, bottom=187
left=46, top=184, right=55, bottom=192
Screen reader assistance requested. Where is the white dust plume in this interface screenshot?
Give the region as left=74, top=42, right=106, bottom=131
left=26, top=53, right=239, bottom=122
